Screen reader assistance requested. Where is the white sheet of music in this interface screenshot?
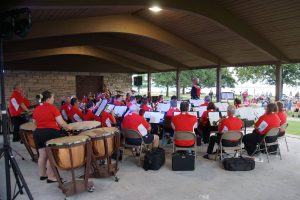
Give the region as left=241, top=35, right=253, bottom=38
left=190, top=99, right=204, bottom=107
left=143, top=111, right=152, bottom=119
left=157, top=103, right=170, bottom=112
left=208, top=112, right=220, bottom=124
left=253, top=107, right=265, bottom=119
left=236, top=107, right=256, bottom=120
left=193, top=106, right=207, bottom=117
left=215, top=102, right=228, bottom=112
left=221, top=111, right=228, bottom=117
left=148, top=112, right=165, bottom=123
left=113, top=106, right=128, bottom=117
left=106, top=104, right=115, bottom=112
left=95, top=99, right=108, bottom=116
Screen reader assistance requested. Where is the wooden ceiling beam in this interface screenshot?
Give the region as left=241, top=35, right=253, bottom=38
left=5, top=46, right=155, bottom=72
left=5, top=0, right=289, bottom=62
left=14, top=14, right=224, bottom=65
left=5, top=33, right=191, bottom=69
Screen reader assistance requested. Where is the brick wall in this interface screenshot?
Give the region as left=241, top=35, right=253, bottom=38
left=3, top=70, right=132, bottom=105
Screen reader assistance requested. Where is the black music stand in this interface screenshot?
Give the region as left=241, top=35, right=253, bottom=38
left=0, top=9, right=33, bottom=200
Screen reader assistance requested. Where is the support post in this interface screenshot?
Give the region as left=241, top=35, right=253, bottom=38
left=176, top=68, right=181, bottom=100
left=275, top=63, right=283, bottom=101
left=147, top=72, right=151, bottom=98
left=216, top=65, right=221, bottom=102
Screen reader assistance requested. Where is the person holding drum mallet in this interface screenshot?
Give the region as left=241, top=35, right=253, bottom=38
left=33, top=90, right=70, bottom=183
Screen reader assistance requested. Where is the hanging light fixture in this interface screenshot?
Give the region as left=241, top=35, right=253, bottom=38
left=149, top=6, right=162, bottom=13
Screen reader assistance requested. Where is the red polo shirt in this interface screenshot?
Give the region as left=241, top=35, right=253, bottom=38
left=114, top=100, right=125, bottom=106
left=83, top=109, right=96, bottom=121
left=23, top=97, right=31, bottom=108
left=201, top=109, right=216, bottom=126
left=9, top=90, right=26, bottom=117
left=166, top=107, right=180, bottom=119
left=171, top=113, right=197, bottom=146
left=141, top=104, right=152, bottom=111
left=99, top=111, right=116, bottom=127
left=200, top=102, right=209, bottom=107
left=33, top=103, right=61, bottom=130
left=69, top=106, right=84, bottom=122
left=61, top=102, right=71, bottom=121
left=255, top=113, right=281, bottom=135
left=218, top=116, right=243, bottom=142
left=122, top=113, right=150, bottom=136
left=277, top=111, right=287, bottom=125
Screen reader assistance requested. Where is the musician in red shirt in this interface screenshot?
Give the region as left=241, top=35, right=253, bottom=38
left=139, top=97, right=152, bottom=116
left=61, top=97, right=71, bottom=122
left=114, top=94, right=125, bottom=106
left=166, top=97, right=180, bottom=120
left=203, top=105, right=243, bottom=159
left=127, top=96, right=137, bottom=108
left=33, top=90, right=70, bottom=183
left=83, top=101, right=97, bottom=121
left=276, top=101, right=287, bottom=136
left=200, top=102, right=217, bottom=144
left=243, top=103, right=281, bottom=155
left=199, top=96, right=210, bottom=107
left=99, top=108, right=116, bottom=127
left=171, top=101, right=198, bottom=147
left=8, top=83, right=30, bottom=142
left=234, top=98, right=243, bottom=108
left=122, top=104, right=159, bottom=147
left=69, top=98, right=84, bottom=122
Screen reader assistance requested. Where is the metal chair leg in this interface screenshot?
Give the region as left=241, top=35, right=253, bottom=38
left=284, top=137, right=289, bottom=152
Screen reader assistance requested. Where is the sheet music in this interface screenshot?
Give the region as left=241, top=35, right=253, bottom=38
left=221, top=111, right=228, bottom=117
left=113, top=106, right=128, bottom=117
left=215, top=102, right=228, bottom=112
left=190, top=99, right=204, bottom=107
left=149, top=112, right=165, bottom=124
left=236, top=107, right=256, bottom=120
left=143, top=111, right=152, bottom=119
left=106, top=104, right=115, bottom=112
left=208, top=112, right=220, bottom=125
left=95, top=99, right=108, bottom=116
left=193, top=106, right=207, bottom=117
left=253, top=107, right=265, bottom=119
left=156, top=103, right=170, bottom=112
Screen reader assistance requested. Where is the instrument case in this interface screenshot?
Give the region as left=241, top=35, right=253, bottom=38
left=172, top=150, right=195, bottom=171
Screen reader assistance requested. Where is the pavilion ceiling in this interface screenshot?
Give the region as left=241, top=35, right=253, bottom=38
left=2, top=0, right=300, bottom=73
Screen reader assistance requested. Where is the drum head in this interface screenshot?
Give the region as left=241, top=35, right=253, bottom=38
left=90, top=127, right=118, bottom=137
left=20, top=122, right=36, bottom=131
left=68, top=121, right=101, bottom=131
left=80, top=130, right=98, bottom=138
left=47, top=135, right=89, bottom=147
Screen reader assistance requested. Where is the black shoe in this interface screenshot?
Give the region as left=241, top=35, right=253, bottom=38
left=40, top=176, right=48, bottom=181
left=47, top=179, right=58, bottom=183
left=203, top=154, right=209, bottom=159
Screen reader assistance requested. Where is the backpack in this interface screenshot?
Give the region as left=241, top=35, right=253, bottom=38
left=143, top=148, right=165, bottom=171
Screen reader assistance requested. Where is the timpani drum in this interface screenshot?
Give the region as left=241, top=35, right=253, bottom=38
left=19, top=122, right=38, bottom=162
left=46, top=135, right=94, bottom=197
left=67, top=121, right=101, bottom=135
left=80, top=127, right=120, bottom=181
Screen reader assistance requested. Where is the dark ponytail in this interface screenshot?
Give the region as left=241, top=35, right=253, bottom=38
left=41, top=90, right=52, bottom=102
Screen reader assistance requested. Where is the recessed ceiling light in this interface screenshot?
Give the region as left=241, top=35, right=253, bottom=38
left=149, top=6, right=162, bottom=12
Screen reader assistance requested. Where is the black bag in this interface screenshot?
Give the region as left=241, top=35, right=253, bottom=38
left=222, top=157, right=255, bottom=171
left=172, top=150, right=195, bottom=171
left=143, top=148, right=165, bottom=171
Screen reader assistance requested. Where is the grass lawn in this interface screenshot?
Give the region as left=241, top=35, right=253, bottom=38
left=287, top=118, right=300, bottom=136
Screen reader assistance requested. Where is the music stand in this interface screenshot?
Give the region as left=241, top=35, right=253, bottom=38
left=0, top=9, right=33, bottom=200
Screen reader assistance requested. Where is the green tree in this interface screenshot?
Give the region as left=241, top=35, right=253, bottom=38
left=234, top=64, right=300, bottom=86
left=180, top=68, right=236, bottom=94
left=152, top=71, right=176, bottom=96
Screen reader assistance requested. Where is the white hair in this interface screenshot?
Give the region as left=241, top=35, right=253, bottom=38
left=227, top=105, right=236, bottom=115
left=129, top=104, right=139, bottom=113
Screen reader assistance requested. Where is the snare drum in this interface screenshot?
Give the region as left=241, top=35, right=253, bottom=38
left=67, top=121, right=101, bottom=135
left=46, top=136, right=94, bottom=197
left=80, top=127, right=120, bottom=180
left=19, top=122, right=38, bottom=162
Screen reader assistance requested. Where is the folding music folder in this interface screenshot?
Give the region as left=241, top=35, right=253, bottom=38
left=144, top=111, right=165, bottom=124
left=190, top=99, right=204, bottom=107
left=156, top=103, right=170, bottom=112
left=253, top=107, right=265, bottom=119
left=215, top=102, right=228, bottom=112
left=193, top=106, right=207, bottom=117
left=94, top=99, right=108, bottom=116
left=208, top=112, right=220, bottom=125
left=113, top=106, right=128, bottom=117
left=236, top=107, right=256, bottom=120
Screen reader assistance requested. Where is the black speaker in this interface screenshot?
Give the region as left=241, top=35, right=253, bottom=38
left=134, top=76, right=143, bottom=86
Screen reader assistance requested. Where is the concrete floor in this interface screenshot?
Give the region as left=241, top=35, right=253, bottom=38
left=1, top=135, right=300, bottom=200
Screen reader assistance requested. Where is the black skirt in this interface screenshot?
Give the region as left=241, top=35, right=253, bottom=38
left=34, top=128, right=63, bottom=149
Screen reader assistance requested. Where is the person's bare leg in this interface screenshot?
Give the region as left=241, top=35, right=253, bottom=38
left=38, top=148, right=47, bottom=177
left=153, top=135, right=159, bottom=148
left=46, top=159, right=57, bottom=181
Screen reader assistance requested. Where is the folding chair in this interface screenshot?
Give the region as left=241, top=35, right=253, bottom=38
left=122, top=129, right=153, bottom=166
left=278, top=123, right=289, bottom=151
left=217, top=131, right=243, bottom=161
left=173, top=132, right=197, bottom=165
left=252, top=128, right=281, bottom=163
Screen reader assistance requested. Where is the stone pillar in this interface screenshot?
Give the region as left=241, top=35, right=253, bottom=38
left=275, top=63, right=283, bottom=101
